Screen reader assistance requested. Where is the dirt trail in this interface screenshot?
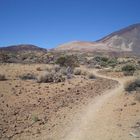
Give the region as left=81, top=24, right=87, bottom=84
left=63, top=69, right=134, bottom=140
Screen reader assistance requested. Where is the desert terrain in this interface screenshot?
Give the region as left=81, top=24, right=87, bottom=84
left=0, top=57, right=140, bottom=140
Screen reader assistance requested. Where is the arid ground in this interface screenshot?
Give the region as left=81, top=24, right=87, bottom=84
left=0, top=63, right=140, bottom=140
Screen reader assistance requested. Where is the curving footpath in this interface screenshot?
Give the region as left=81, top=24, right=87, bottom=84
left=64, top=69, right=134, bottom=140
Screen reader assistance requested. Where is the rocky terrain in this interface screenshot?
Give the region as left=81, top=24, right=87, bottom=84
left=0, top=64, right=118, bottom=140
left=0, top=53, right=139, bottom=140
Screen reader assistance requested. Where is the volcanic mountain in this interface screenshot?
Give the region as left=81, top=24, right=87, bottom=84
left=56, top=23, right=140, bottom=53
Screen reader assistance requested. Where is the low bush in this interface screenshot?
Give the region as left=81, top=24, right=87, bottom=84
left=94, top=56, right=108, bottom=63
left=56, top=55, right=79, bottom=68
left=53, top=72, right=65, bottom=83
left=37, top=71, right=65, bottom=83
left=37, top=71, right=54, bottom=83
left=89, top=56, right=118, bottom=68
left=60, top=67, right=73, bottom=75
left=60, top=67, right=68, bottom=75
left=125, top=79, right=140, bottom=92
left=54, top=65, right=61, bottom=72
left=122, top=64, right=136, bottom=76
left=45, top=65, right=61, bottom=73
left=107, top=58, right=118, bottom=68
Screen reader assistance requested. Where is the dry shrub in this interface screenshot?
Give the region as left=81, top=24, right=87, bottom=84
left=37, top=71, right=54, bottom=83
left=45, top=65, right=61, bottom=73
left=19, top=73, right=36, bottom=80
left=53, top=72, right=65, bottom=83
left=60, top=67, right=73, bottom=75
left=45, top=66, right=53, bottom=72
left=125, top=79, right=140, bottom=92
left=53, top=65, right=61, bottom=72
left=37, top=71, right=65, bottom=83
left=60, top=67, right=67, bottom=75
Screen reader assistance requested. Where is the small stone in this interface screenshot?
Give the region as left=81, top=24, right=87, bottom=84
left=131, top=102, right=136, bottom=106
left=124, top=104, right=127, bottom=107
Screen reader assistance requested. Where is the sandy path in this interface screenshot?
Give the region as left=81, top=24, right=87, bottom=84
left=63, top=69, right=134, bottom=140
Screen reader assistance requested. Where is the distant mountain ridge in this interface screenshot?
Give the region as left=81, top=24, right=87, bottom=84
left=0, top=44, right=47, bottom=52
left=56, top=23, right=140, bottom=53
left=0, top=44, right=49, bottom=63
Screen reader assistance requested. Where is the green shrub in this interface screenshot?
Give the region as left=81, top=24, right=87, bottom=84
left=94, top=56, right=108, bottom=62
left=125, top=79, right=140, bottom=92
left=122, top=64, right=136, bottom=76
left=92, top=56, right=117, bottom=68
left=100, top=61, right=108, bottom=67
left=107, top=58, right=118, bottom=67
left=56, top=55, right=79, bottom=68
left=101, top=57, right=109, bottom=62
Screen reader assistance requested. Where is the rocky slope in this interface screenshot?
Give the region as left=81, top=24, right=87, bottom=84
left=56, top=23, right=140, bottom=53
left=97, top=23, right=140, bottom=53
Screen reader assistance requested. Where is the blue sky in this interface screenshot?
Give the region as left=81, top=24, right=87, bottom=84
left=0, top=0, right=140, bottom=49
